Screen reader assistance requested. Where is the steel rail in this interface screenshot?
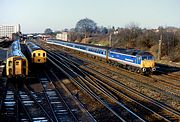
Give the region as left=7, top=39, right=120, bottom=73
left=48, top=70, right=97, bottom=122
left=38, top=73, right=79, bottom=122
left=52, top=51, right=175, bottom=122
left=37, top=75, right=59, bottom=122
left=47, top=51, right=146, bottom=122
left=20, top=85, right=53, bottom=122
left=47, top=54, right=127, bottom=122
left=83, top=66, right=180, bottom=118
left=53, top=49, right=180, bottom=118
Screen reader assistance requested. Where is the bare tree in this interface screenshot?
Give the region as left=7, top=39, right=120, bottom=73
left=75, top=18, right=97, bottom=38
left=44, top=28, right=53, bottom=35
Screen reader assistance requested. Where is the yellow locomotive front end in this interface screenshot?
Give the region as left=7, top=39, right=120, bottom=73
left=6, top=57, right=14, bottom=76
left=32, top=50, right=46, bottom=63
left=6, top=56, right=28, bottom=78
left=140, top=55, right=156, bottom=73
left=141, top=60, right=155, bottom=68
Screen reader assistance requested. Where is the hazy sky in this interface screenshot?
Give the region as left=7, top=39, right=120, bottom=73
left=0, top=0, right=180, bottom=33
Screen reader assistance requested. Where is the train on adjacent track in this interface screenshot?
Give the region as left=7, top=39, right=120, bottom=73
left=47, top=39, right=156, bottom=74
left=26, top=42, right=47, bottom=64
left=6, top=40, right=28, bottom=78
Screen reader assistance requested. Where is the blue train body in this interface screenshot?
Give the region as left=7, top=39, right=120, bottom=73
left=47, top=39, right=156, bottom=74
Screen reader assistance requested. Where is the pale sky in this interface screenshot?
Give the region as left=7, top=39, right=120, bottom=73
left=0, top=0, right=180, bottom=33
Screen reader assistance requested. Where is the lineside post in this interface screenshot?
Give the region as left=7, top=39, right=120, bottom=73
left=158, top=35, right=162, bottom=60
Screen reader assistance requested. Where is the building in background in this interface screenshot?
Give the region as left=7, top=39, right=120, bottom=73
left=0, top=24, right=21, bottom=39
left=56, top=32, right=69, bottom=41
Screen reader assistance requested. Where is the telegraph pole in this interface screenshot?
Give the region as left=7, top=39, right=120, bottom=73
left=158, top=35, right=162, bottom=60
left=109, top=33, right=112, bottom=47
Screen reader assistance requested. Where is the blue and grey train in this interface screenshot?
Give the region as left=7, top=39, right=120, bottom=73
left=47, top=39, right=156, bottom=74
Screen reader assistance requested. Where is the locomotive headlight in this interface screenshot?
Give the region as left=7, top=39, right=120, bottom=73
left=152, top=67, right=156, bottom=71
left=142, top=68, right=146, bottom=72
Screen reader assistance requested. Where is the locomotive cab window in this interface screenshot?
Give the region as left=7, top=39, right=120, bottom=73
left=142, top=56, right=153, bottom=60
left=142, top=56, right=148, bottom=60
left=147, top=56, right=153, bottom=60
left=33, top=53, right=36, bottom=57
left=43, top=53, right=45, bottom=57
left=38, top=53, right=40, bottom=56
left=16, top=62, right=19, bottom=65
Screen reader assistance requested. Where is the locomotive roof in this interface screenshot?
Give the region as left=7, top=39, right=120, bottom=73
left=7, top=49, right=25, bottom=58
left=11, top=40, right=21, bottom=50
left=6, top=39, right=25, bottom=58
left=26, top=42, right=41, bottom=51
left=110, top=48, right=153, bottom=56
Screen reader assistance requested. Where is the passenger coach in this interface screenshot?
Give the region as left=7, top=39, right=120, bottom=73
left=6, top=40, right=28, bottom=78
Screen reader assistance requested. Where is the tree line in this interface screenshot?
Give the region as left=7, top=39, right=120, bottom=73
left=44, top=18, right=180, bottom=62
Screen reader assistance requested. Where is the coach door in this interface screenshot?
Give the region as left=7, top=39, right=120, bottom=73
left=22, top=60, right=27, bottom=75
left=136, top=56, right=141, bottom=65
left=14, top=59, right=22, bottom=75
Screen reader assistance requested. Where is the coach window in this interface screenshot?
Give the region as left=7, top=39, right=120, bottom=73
left=8, top=61, right=12, bottom=66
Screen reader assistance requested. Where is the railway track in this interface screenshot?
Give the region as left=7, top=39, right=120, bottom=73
left=0, top=82, right=19, bottom=122
left=0, top=81, right=52, bottom=122
left=46, top=49, right=180, bottom=121
left=44, top=71, right=97, bottom=122
left=36, top=40, right=180, bottom=121
left=154, top=68, right=180, bottom=84
left=156, top=70, right=180, bottom=80
left=25, top=69, right=96, bottom=122
left=47, top=50, right=146, bottom=121
left=1, top=73, right=95, bottom=121
left=85, top=53, right=180, bottom=95
left=18, top=85, right=52, bottom=122
left=74, top=49, right=180, bottom=96
left=41, top=41, right=180, bottom=97
left=50, top=48, right=180, bottom=98
left=37, top=73, right=80, bottom=122
left=153, top=65, right=180, bottom=88
left=59, top=51, right=180, bottom=120
left=91, top=62, right=180, bottom=97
